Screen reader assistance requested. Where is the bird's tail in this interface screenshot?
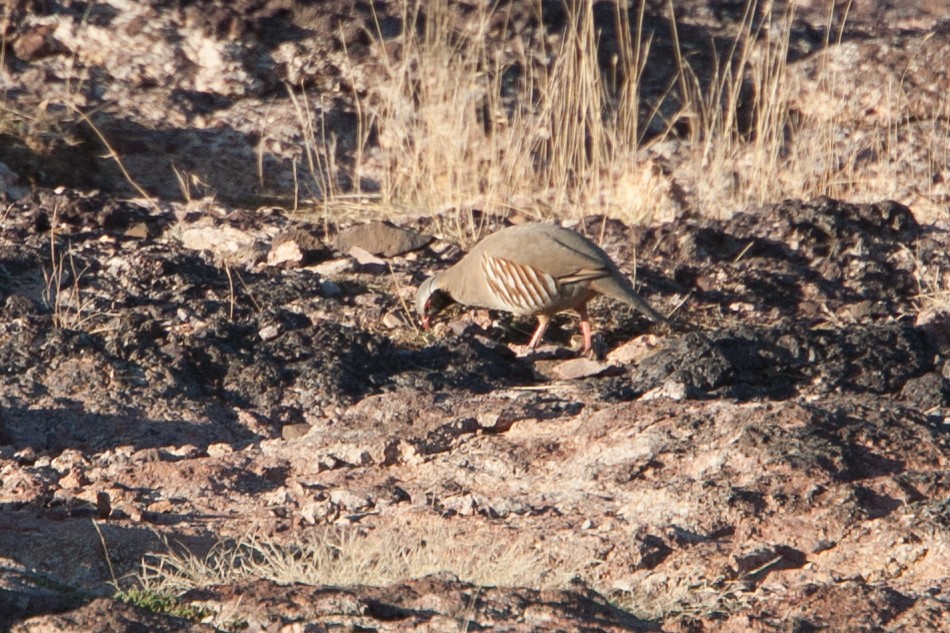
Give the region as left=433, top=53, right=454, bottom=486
left=591, top=274, right=670, bottom=325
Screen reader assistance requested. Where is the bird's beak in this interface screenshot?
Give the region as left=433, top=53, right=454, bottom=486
left=422, top=316, right=431, bottom=330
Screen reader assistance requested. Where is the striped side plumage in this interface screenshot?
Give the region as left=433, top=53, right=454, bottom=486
left=481, top=253, right=558, bottom=315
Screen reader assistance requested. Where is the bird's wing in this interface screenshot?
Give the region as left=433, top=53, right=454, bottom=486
left=556, top=267, right=612, bottom=285
left=483, top=228, right=613, bottom=284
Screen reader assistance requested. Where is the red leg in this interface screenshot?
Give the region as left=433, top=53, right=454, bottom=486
left=578, top=304, right=593, bottom=355
left=527, top=315, right=551, bottom=349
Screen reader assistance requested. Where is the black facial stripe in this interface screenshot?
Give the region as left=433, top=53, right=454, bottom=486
left=426, top=288, right=456, bottom=316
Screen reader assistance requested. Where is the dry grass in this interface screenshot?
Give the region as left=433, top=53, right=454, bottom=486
left=7, top=0, right=947, bottom=237
left=289, top=0, right=949, bottom=238
left=608, top=553, right=787, bottom=621
left=306, top=0, right=664, bottom=244
left=911, top=242, right=950, bottom=314
left=126, top=523, right=770, bottom=623
left=661, top=0, right=949, bottom=219
left=672, top=0, right=797, bottom=212
left=42, top=202, right=97, bottom=331
left=132, top=524, right=587, bottom=596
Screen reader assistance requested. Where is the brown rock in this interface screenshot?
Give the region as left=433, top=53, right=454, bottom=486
left=268, top=227, right=332, bottom=267
left=606, top=334, right=665, bottom=365
left=177, top=222, right=264, bottom=266
left=552, top=357, right=619, bottom=380
left=348, top=246, right=387, bottom=270
left=10, top=598, right=214, bottom=632
left=179, top=577, right=650, bottom=632
left=333, top=221, right=433, bottom=258
left=123, top=223, right=149, bottom=239
left=281, top=423, right=311, bottom=440
left=311, top=257, right=354, bottom=276
left=12, top=25, right=66, bottom=61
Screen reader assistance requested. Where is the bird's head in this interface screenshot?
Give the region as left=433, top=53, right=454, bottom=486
left=415, top=274, right=455, bottom=330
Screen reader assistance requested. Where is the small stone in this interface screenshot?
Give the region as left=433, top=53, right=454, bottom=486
left=349, top=246, right=385, bottom=266
left=12, top=24, right=65, bottom=61
left=443, top=494, right=477, bottom=516
left=553, top=358, right=617, bottom=380
left=133, top=448, right=161, bottom=463
left=329, top=489, right=373, bottom=511
left=267, top=239, right=305, bottom=267
left=165, top=445, right=201, bottom=459
left=178, top=223, right=261, bottom=266
left=383, top=439, right=421, bottom=466
left=300, top=500, right=335, bottom=525
left=51, top=449, right=88, bottom=473
left=320, top=280, right=342, bottom=298
left=146, top=499, right=178, bottom=515
left=446, top=318, right=478, bottom=336
left=96, top=491, right=112, bottom=519
left=124, top=223, right=149, bottom=239
left=269, top=227, right=331, bottom=267
left=207, top=443, right=233, bottom=457
left=349, top=246, right=387, bottom=274
left=476, top=411, right=520, bottom=432
left=330, top=446, right=372, bottom=466
left=259, top=323, right=281, bottom=340
left=14, top=447, right=36, bottom=465
left=58, top=470, right=86, bottom=489
left=607, top=335, right=665, bottom=365
left=333, top=221, right=432, bottom=257
left=382, top=313, right=404, bottom=329
left=843, top=299, right=873, bottom=321
left=640, top=379, right=689, bottom=401
left=311, top=258, right=353, bottom=276
left=282, top=423, right=311, bottom=440
left=476, top=412, right=499, bottom=429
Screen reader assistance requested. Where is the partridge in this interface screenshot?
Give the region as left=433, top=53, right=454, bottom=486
left=415, top=222, right=668, bottom=354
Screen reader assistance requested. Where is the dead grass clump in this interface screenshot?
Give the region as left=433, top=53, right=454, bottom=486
left=42, top=202, right=97, bottom=331
left=671, top=0, right=798, bottom=212
left=662, top=0, right=950, bottom=219
left=310, top=0, right=949, bottom=229
left=133, top=524, right=586, bottom=596
left=129, top=525, right=783, bottom=622
left=320, top=0, right=801, bottom=230
left=314, top=0, right=662, bottom=242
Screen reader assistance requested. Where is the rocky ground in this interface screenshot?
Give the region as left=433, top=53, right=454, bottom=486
left=2, top=192, right=948, bottom=632
left=1, top=1, right=950, bottom=632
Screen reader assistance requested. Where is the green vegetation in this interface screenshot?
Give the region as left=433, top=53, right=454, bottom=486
left=115, top=588, right=213, bottom=622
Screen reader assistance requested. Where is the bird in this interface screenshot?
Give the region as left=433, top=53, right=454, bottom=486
left=415, top=222, right=669, bottom=355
